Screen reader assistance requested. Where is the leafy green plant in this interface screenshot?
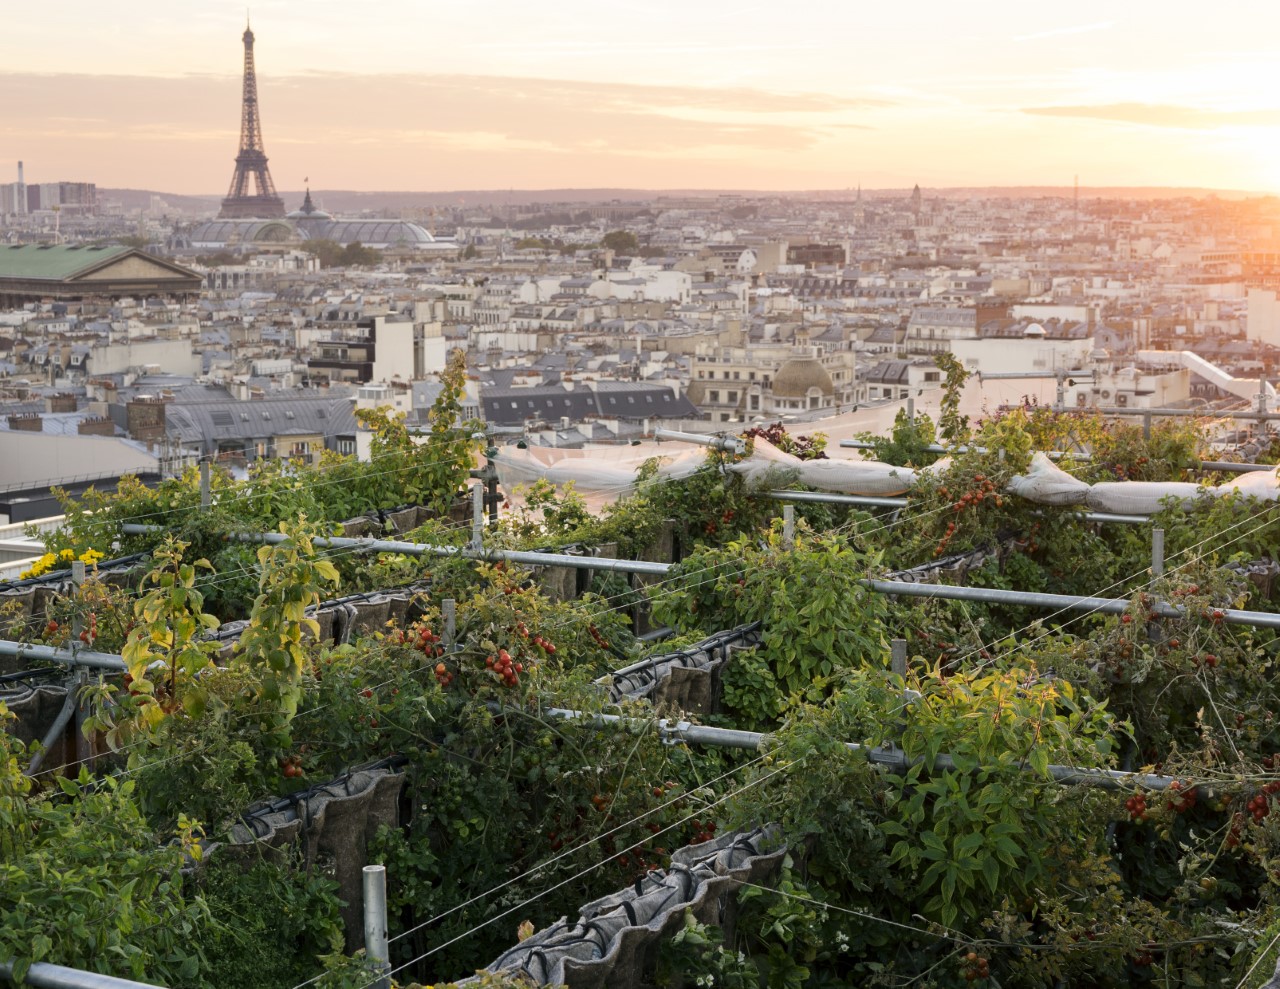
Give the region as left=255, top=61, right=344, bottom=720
left=233, top=518, right=341, bottom=744
left=652, top=519, right=888, bottom=723
left=182, top=851, right=344, bottom=989
left=0, top=702, right=209, bottom=984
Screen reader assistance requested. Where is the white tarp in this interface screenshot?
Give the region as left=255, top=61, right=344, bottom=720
left=1085, top=481, right=1210, bottom=514
left=491, top=445, right=705, bottom=499
left=496, top=438, right=1271, bottom=517
left=727, top=438, right=916, bottom=495
left=1005, top=452, right=1091, bottom=506
left=1212, top=468, right=1280, bottom=502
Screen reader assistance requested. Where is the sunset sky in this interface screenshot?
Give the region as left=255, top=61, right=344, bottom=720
left=4, top=0, right=1280, bottom=196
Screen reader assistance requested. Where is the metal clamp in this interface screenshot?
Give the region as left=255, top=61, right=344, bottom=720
left=656, top=718, right=692, bottom=746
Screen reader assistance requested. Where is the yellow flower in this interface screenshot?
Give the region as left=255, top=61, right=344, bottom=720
left=59, top=548, right=75, bottom=561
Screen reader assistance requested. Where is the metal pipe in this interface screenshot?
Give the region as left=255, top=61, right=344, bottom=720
left=861, top=579, right=1280, bottom=630
left=654, top=427, right=745, bottom=455
left=763, top=491, right=1150, bottom=523
left=24, top=681, right=79, bottom=776
left=362, top=865, right=390, bottom=989
left=470, top=483, right=484, bottom=550
left=542, top=706, right=1180, bottom=791
left=1151, top=528, right=1165, bottom=579
left=120, top=524, right=673, bottom=576
left=200, top=461, right=211, bottom=509
left=442, top=598, right=457, bottom=649
left=0, top=961, right=168, bottom=989
left=0, top=640, right=125, bottom=673
left=782, top=504, right=795, bottom=549
left=115, top=523, right=1280, bottom=631
left=837, top=440, right=1272, bottom=475
left=767, top=490, right=908, bottom=509
left=1088, top=407, right=1280, bottom=421
left=890, top=638, right=908, bottom=677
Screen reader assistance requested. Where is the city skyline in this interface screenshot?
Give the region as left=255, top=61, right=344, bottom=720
left=4, top=0, right=1280, bottom=196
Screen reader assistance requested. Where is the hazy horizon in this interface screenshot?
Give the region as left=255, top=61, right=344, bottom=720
left=6, top=0, right=1280, bottom=196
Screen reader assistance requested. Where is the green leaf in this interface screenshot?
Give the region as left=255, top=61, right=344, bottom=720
left=981, top=855, right=1001, bottom=894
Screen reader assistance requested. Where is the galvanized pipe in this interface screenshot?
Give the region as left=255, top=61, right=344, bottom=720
left=120, top=524, right=672, bottom=577
left=836, top=440, right=1272, bottom=475
left=1090, top=407, right=1280, bottom=421
left=362, top=865, right=391, bottom=989
left=0, top=640, right=126, bottom=673
left=862, top=579, right=1280, bottom=630
left=24, top=681, right=79, bottom=777
left=654, top=428, right=745, bottom=455
left=767, top=490, right=908, bottom=509
left=0, top=961, right=165, bottom=989
left=763, top=490, right=1150, bottom=524
left=543, top=706, right=1179, bottom=791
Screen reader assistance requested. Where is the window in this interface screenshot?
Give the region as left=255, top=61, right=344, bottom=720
left=749, top=372, right=756, bottom=380
left=646, top=395, right=654, bottom=403
left=727, top=391, right=738, bottom=403
left=709, top=390, right=720, bottom=403
left=733, top=371, right=740, bottom=380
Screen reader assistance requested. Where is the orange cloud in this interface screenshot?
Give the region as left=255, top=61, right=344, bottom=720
left=1022, top=103, right=1280, bottom=129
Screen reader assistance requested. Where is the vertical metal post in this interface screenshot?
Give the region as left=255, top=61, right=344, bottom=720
left=1142, top=412, right=1152, bottom=440
left=782, top=504, right=795, bottom=550
left=71, top=559, right=92, bottom=771
left=890, top=638, right=908, bottom=677
left=442, top=598, right=457, bottom=650
left=1151, top=527, right=1165, bottom=579
left=485, top=440, right=500, bottom=524
left=470, top=484, right=484, bottom=550
left=906, top=397, right=915, bottom=423
left=362, top=864, right=390, bottom=989
left=70, top=561, right=85, bottom=642
left=200, top=460, right=211, bottom=508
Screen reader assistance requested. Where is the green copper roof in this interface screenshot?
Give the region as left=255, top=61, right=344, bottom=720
left=0, top=244, right=132, bottom=280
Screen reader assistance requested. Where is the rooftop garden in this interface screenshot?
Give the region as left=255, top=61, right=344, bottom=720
left=4, top=362, right=1280, bottom=989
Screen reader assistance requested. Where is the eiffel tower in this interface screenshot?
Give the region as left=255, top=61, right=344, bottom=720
left=218, top=21, right=286, bottom=219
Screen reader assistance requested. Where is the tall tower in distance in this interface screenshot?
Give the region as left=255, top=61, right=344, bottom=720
left=218, top=21, right=285, bottom=219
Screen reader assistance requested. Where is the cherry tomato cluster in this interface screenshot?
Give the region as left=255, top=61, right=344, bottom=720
left=485, top=648, right=524, bottom=687
left=1125, top=791, right=1149, bottom=822
left=588, top=624, right=611, bottom=650
left=933, top=474, right=1004, bottom=557
left=688, top=818, right=718, bottom=844
left=1247, top=783, right=1279, bottom=823
left=961, top=951, right=990, bottom=982
left=1133, top=947, right=1156, bottom=967
left=79, top=612, right=98, bottom=645
left=1165, top=781, right=1197, bottom=814
left=394, top=623, right=445, bottom=658
left=279, top=753, right=305, bottom=779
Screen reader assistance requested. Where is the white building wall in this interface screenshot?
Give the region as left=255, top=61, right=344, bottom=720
left=951, top=336, right=1094, bottom=375
left=88, top=338, right=201, bottom=376
left=1247, top=288, right=1280, bottom=347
